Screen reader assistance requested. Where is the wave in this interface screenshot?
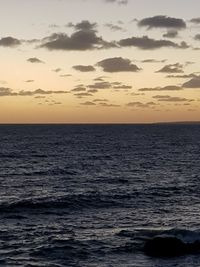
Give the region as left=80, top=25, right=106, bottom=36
left=0, top=192, right=135, bottom=213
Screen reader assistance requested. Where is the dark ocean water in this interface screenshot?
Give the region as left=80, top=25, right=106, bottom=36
left=0, top=124, right=200, bottom=266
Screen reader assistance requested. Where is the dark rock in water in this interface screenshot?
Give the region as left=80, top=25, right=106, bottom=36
left=144, top=236, right=200, bottom=257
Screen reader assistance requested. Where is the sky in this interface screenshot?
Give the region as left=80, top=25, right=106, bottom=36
left=0, top=0, right=200, bottom=123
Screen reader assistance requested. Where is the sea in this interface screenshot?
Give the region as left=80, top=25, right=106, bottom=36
left=0, top=124, right=200, bottom=267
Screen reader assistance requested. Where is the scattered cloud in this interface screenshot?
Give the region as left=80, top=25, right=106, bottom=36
left=182, top=77, right=200, bottom=88
left=141, top=59, right=166, bottom=63
left=73, top=65, right=96, bottom=72
left=25, top=80, right=34, bottom=83
left=0, top=87, right=69, bottom=97
left=80, top=101, right=96, bottom=105
left=0, top=36, right=21, bottom=47
left=52, top=68, right=62, bottom=72
left=194, top=34, right=200, bottom=41
left=66, top=20, right=97, bottom=31
left=27, top=57, right=44, bottom=63
left=87, top=81, right=112, bottom=89
left=138, top=85, right=182, bottom=91
left=119, top=36, right=189, bottom=50
left=156, top=63, right=184, bottom=73
left=104, top=23, right=125, bottom=31
left=163, top=30, right=178, bottom=38
left=153, top=95, right=192, bottom=102
left=126, top=101, right=157, bottom=108
left=74, top=92, right=93, bottom=98
left=97, top=57, right=141, bottom=72
left=190, top=18, right=200, bottom=24
left=40, top=23, right=116, bottom=51
left=138, top=16, right=186, bottom=29
left=105, top=0, right=128, bottom=5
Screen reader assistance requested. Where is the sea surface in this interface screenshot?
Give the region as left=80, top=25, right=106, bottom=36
left=0, top=124, right=200, bottom=267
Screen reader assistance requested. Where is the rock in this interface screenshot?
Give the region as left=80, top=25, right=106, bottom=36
left=144, top=236, right=200, bottom=257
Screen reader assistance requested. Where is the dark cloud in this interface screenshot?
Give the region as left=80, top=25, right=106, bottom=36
left=163, top=30, right=178, bottom=38
left=156, top=63, right=184, bottom=73
left=52, top=68, right=62, bottom=72
left=138, top=85, right=182, bottom=92
left=67, top=20, right=97, bottom=31
left=97, top=57, right=141, bottom=72
left=0, top=87, right=68, bottom=97
left=87, top=89, right=98, bottom=93
left=40, top=28, right=116, bottom=51
left=141, top=59, right=166, bottom=63
left=0, top=87, right=17, bottom=96
left=74, top=92, right=93, bottom=98
left=18, top=89, right=68, bottom=96
left=27, top=57, right=44, bottom=63
left=153, top=95, right=192, bottom=102
left=118, top=36, right=188, bottom=50
left=60, top=74, right=72, bottom=77
left=71, top=85, right=86, bottom=92
left=105, top=0, right=128, bottom=5
left=182, top=77, right=200, bottom=88
left=87, top=81, right=112, bottom=89
left=93, top=98, right=108, bottom=102
left=190, top=18, right=200, bottom=24
left=25, top=80, right=34, bottom=83
left=104, top=23, right=125, bottom=31
left=126, top=101, right=157, bottom=108
left=99, top=102, right=120, bottom=107
left=0, top=36, right=21, bottom=47
left=80, top=101, right=96, bottom=106
left=138, top=16, right=186, bottom=29
left=194, top=34, right=200, bottom=41
left=166, top=73, right=199, bottom=79
left=113, top=85, right=132, bottom=89
left=73, top=65, right=96, bottom=72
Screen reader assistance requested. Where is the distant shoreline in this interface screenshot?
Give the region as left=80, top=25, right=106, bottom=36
left=0, top=121, right=199, bottom=125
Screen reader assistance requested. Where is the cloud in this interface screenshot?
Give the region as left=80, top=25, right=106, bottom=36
left=74, top=92, right=93, bottom=98
left=153, top=95, right=192, bottom=102
left=141, top=59, right=166, bottom=63
left=138, top=85, right=182, bottom=91
left=190, top=18, right=200, bottom=24
left=80, top=101, right=96, bottom=106
left=87, top=81, right=112, bottom=89
left=182, top=77, right=200, bottom=88
left=25, top=80, right=34, bottom=83
left=105, top=0, right=128, bottom=5
left=113, top=85, right=132, bottom=89
left=194, top=34, right=200, bottom=41
left=0, top=87, right=69, bottom=97
left=27, top=57, right=44, bottom=63
left=104, top=23, right=125, bottom=31
left=0, top=36, right=21, bottom=47
left=52, top=68, right=62, bottom=72
left=73, top=65, right=95, bottom=72
left=99, top=102, right=120, bottom=107
left=138, top=16, right=186, bottom=29
left=163, top=30, right=178, bottom=38
left=0, top=87, right=17, bottom=96
left=60, top=74, right=72, bottom=77
left=67, top=20, right=97, bottom=31
left=97, top=57, right=141, bottom=72
left=166, top=73, right=199, bottom=79
left=126, top=101, right=157, bottom=108
left=156, top=63, right=184, bottom=73
left=71, top=85, right=86, bottom=92
left=118, top=36, right=188, bottom=50
left=40, top=27, right=116, bottom=51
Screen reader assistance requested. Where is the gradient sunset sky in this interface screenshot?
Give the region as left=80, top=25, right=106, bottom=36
left=1, top=0, right=200, bottom=123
